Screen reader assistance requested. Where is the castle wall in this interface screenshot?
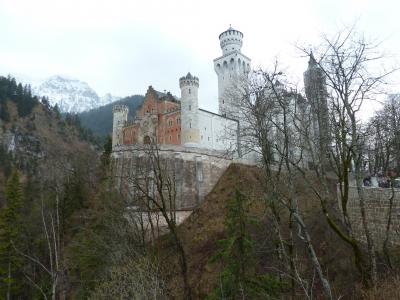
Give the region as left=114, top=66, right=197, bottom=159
left=112, top=144, right=234, bottom=210
left=158, top=110, right=181, bottom=145
left=340, top=185, right=400, bottom=248
left=123, top=123, right=140, bottom=144
left=197, top=109, right=238, bottom=151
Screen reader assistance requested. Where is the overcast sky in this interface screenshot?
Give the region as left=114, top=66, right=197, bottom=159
left=0, top=0, right=399, bottom=115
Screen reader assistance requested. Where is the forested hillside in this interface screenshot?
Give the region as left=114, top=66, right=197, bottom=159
left=78, top=95, right=144, bottom=137
left=0, top=76, right=101, bottom=298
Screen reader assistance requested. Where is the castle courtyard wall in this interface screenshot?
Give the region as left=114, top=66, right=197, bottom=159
left=197, top=109, right=238, bottom=151
left=112, top=144, right=235, bottom=210
left=341, top=185, right=400, bottom=248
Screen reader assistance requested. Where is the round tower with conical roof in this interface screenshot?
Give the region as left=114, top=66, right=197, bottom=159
left=179, top=73, right=200, bottom=147
left=214, top=26, right=251, bottom=118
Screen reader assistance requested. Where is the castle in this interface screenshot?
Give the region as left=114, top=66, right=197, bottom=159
left=111, top=27, right=329, bottom=209
left=112, top=26, right=250, bottom=154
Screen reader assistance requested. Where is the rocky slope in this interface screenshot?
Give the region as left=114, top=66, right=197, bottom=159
left=0, top=98, right=97, bottom=203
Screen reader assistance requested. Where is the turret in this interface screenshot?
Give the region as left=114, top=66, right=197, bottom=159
left=303, top=52, right=330, bottom=164
left=219, top=26, right=243, bottom=55
left=179, top=73, right=200, bottom=147
left=214, top=26, right=251, bottom=118
left=112, top=105, right=128, bottom=149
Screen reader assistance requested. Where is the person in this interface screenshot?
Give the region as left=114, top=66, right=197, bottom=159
left=363, top=176, right=371, bottom=187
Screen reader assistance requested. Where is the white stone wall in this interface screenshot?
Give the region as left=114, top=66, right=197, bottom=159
left=197, top=109, right=238, bottom=152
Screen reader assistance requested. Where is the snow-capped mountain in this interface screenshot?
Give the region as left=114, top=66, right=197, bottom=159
left=32, top=75, right=120, bottom=113
left=99, top=93, right=121, bottom=107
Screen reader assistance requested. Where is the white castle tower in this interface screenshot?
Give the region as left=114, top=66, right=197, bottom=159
left=214, top=26, right=251, bottom=118
left=112, top=105, right=128, bottom=149
left=179, top=73, right=200, bottom=147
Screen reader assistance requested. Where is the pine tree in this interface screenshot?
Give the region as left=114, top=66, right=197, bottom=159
left=0, top=99, right=10, bottom=122
left=100, top=136, right=112, bottom=169
left=0, top=170, right=24, bottom=299
left=53, top=104, right=61, bottom=118
left=209, top=189, right=282, bottom=299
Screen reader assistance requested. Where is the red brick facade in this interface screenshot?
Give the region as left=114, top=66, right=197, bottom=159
left=122, top=86, right=182, bottom=145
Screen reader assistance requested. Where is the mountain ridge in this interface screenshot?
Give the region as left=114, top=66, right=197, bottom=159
left=12, top=74, right=120, bottom=113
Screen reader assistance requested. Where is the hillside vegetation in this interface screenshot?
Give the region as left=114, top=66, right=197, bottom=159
left=0, top=76, right=99, bottom=299
left=156, top=164, right=353, bottom=298
left=78, top=95, right=144, bottom=137
left=156, top=164, right=400, bottom=299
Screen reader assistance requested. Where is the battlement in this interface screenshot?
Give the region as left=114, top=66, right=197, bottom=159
left=113, top=105, right=129, bottom=113
left=219, top=26, right=243, bottom=53
left=179, top=72, right=199, bottom=88
left=125, top=119, right=138, bottom=127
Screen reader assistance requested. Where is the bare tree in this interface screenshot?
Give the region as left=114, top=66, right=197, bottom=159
left=368, top=94, right=400, bottom=174
left=235, top=63, right=334, bottom=299
left=121, top=143, right=192, bottom=300
left=14, top=193, right=62, bottom=300
left=300, top=25, right=398, bottom=286
left=89, top=257, right=164, bottom=299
